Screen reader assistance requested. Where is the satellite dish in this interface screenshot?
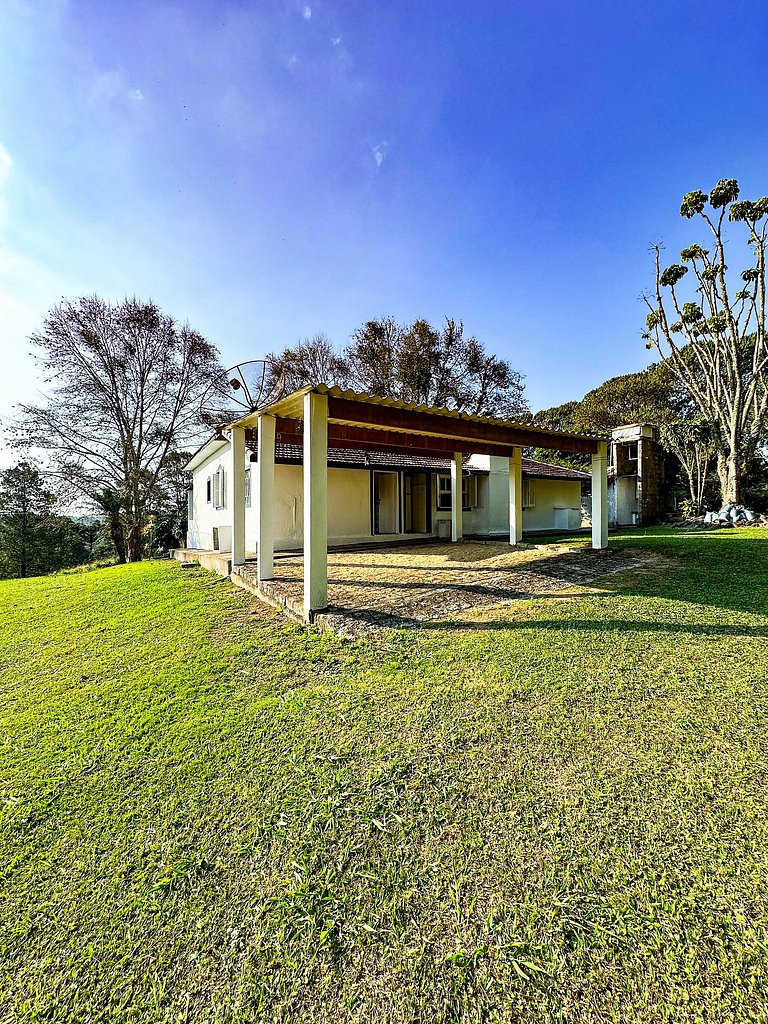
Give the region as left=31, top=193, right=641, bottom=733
left=199, top=359, right=286, bottom=428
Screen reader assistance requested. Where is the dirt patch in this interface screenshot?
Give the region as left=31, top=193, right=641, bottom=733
left=239, top=542, right=643, bottom=639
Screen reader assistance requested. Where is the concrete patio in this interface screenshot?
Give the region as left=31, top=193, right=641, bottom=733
left=230, top=540, right=637, bottom=636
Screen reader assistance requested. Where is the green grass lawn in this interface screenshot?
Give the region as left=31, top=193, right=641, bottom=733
left=3, top=529, right=768, bottom=1023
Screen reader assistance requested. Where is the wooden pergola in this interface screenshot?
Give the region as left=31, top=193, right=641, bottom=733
left=229, top=385, right=609, bottom=621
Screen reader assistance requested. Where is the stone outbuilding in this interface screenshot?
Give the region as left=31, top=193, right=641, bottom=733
left=608, top=423, right=667, bottom=526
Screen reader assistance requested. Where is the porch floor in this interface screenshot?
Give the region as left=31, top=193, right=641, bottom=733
left=235, top=540, right=637, bottom=636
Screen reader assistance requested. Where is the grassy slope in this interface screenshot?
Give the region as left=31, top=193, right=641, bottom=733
left=2, top=530, right=768, bottom=1023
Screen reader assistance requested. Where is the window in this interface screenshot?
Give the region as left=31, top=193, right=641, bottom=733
left=522, top=478, right=535, bottom=509
left=437, top=474, right=452, bottom=510
left=187, top=488, right=194, bottom=522
left=615, top=441, right=639, bottom=477
left=462, top=475, right=477, bottom=511
left=436, top=473, right=478, bottom=511
left=212, top=466, right=226, bottom=509
left=206, top=477, right=212, bottom=504
left=245, top=466, right=252, bottom=508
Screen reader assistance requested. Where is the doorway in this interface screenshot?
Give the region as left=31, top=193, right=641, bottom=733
left=403, top=472, right=430, bottom=534
left=373, top=472, right=399, bottom=534
left=616, top=476, right=638, bottom=525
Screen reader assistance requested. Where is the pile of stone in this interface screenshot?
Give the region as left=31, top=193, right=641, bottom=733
left=670, top=504, right=768, bottom=529
left=703, top=504, right=766, bottom=527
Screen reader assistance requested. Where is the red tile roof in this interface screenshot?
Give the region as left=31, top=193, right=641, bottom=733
left=521, top=458, right=590, bottom=481
left=244, top=441, right=589, bottom=480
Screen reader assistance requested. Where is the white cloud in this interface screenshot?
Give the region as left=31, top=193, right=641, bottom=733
left=0, top=143, right=12, bottom=185
left=331, top=36, right=341, bottom=45
left=372, top=142, right=388, bottom=169
left=89, top=69, right=145, bottom=108
left=302, top=5, right=312, bottom=19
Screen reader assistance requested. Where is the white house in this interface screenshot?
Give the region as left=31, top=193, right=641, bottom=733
left=179, top=384, right=608, bottom=621
left=185, top=434, right=590, bottom=554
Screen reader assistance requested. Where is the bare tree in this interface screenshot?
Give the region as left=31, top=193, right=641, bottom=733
left=344, top=317, right=402, bottom=398
left=266, top=319, right=527, bottom=419
left=266, top=334, right=350, bottom=394
left=643, top=179, right=768, bottom=503
left=346, top=317, right=528, bottom=417
left=8, top=296, right=220, bottom=561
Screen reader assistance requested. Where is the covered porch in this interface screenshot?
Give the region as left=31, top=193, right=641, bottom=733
left=228, top=385, right=609, bottom=623
left=230, top=539, right=632, bottom=636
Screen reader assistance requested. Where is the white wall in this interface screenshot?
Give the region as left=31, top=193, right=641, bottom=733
left=445, top=457, right=584, bottom=535
left=192, top=450, right=379, bottom=551
left=187, top=447, right=239, bottom=550
left=522, top=478, right=583, bottom=531
left=488, top=455, right=512, bottom=534
left=246, top=463, right=372, bottom=550
left=188, top=440, right=586, bottom=551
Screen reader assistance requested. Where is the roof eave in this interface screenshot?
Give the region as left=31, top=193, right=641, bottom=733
left=184, top=436, right=229, bottom=471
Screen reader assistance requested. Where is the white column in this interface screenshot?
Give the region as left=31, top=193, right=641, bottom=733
left=450, top=452, right=463, bottom=542
left=591, top=441, right=609, bottom=549
left=257, top=413, right=276, bottom=582
left=230, top=424, right=246, bottom=567
left=303, top=391, right=328, bottom=619
left=509, top=446, right=523, bottom=545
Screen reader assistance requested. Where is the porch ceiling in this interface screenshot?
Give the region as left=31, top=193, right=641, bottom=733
left=233, top=384, right=606, bottom=456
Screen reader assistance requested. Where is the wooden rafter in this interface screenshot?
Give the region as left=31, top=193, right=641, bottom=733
left=247, top=409, right=599, bottom=456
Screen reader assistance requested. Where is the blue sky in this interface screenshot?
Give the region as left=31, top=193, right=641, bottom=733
left=1, top=0, right=768, bottom=447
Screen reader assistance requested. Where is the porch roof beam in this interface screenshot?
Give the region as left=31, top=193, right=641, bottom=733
left=256, top=417, right=598, bottom=457
left=265, top=420, right=523, bottom=459
left=325, top=397, right=600, bottom=455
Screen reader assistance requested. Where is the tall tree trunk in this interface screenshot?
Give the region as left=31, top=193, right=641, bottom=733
left=108, top=515, right=127, bottom=564
left=126, top=521, right=143, bottom=562
left=726, top=453, right=742, bottom=505
left=717, top=450, right=742, bottom=505
left=681, top=457, right=697, bottom=505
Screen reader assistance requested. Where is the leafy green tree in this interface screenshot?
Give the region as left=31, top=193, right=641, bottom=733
left=72, top=516, right=113, bottom=566
left=92, top=487, right=128, bottom=564
left=659, top=419, right=716, bottom=513
left=530, top=401, right=589, bottom=469
left=0, top=462, right=56, bottom=578
left=643, top=179, right=768, bottom=503
left=576, top=365, right=684, bottom=432
left=532, top=365, right=682, bottom=467
left=148, top=451, right=193, bottom=553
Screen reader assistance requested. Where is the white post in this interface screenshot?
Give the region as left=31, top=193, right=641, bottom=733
left=303, top=391, right=328, bottom=619
left=230, top=424, right=246, bottom=567
left=450, top=452, right=463, bottom=542
left=257, top=413, right=276, bottom=582
left=509, top=446, right=523, bottom=545
left=591, top=441, right=609, bottom=549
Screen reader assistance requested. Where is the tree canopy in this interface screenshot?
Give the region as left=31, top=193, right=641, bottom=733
left=532, top=365, right=682, bottom=468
